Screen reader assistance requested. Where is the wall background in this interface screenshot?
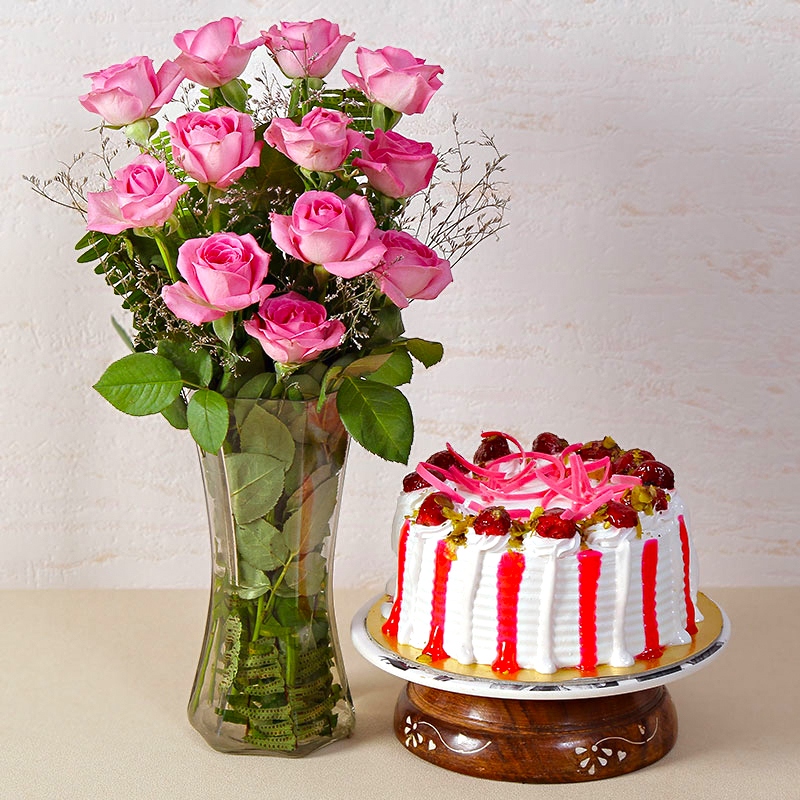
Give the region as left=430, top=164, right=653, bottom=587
left=2, top=0, right=798, bottom=591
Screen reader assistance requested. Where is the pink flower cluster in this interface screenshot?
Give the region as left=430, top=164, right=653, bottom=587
left=80, top=16, right=454, bottom=365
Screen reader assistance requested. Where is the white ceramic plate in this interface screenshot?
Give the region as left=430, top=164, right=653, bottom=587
left=350, top=593, right=730, bottom=700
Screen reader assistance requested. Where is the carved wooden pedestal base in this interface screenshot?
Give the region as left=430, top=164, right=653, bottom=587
left=394, top=682, right=677, bottom=783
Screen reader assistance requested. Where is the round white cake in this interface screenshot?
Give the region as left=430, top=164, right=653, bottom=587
left=382, top=432, right=701, bottom=674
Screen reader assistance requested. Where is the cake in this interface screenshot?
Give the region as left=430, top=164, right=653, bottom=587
left=381, top=431, right=701, bottom=674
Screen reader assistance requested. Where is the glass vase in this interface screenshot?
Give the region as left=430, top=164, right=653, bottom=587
left=188, top=393, right=355, bottom=756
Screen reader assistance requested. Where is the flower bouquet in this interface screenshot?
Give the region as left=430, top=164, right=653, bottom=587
left=31, top=15, right=507, bottom=755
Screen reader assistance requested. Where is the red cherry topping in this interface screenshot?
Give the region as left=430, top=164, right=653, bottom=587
left=534, top=508, right=578, bottom=539
left=653, top=488, right=668, bottom=511
left=531, top=432, right=568, bottom=455
left=605, top=500, right=639, bottom=529
left=473, top=434, right=511, bottom=466
left=426, top=450, right=469, bottom=473
left=416, top=493, right=453, bottom=526
left=633, top=460, right=675, bottom=490
left=612, top=448, right=655, bottom=475
left=579, top=436, right=622, bottom=462
left=473, top=506, right=512, bottom=536
left=403, top=472, right=430, bottom=493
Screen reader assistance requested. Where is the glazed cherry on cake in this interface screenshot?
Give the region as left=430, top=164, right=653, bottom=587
left=384, top=430, right=701, bottom=676
left=473, top=433, right=512, bottom=465
left=534, top=509, right=578, bottom=539
left=474, top=506, right=512, bottom=536
left=531, top=431, right=568, bottom=455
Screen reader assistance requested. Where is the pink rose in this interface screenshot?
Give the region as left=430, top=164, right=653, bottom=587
left=265, top=107, right=363, bottom=172
left=174, top=16, right=263, bottom=88
left=270, top=191, right=386, bottom=279
left=352, top=129, right=437, bottom=198
left=342, top=46, right=443, bottom=115
left=86, top=154, right=188, bottom=234
left=373, top=230, right=452, bottom=309
left=262, top=19, right=353, bottom=78
left=167, top=107, right=263, bottom=188
left=79, top=56, right=183, bottom=126
left=244, top=292, right=345, bottom=364
left=161, top=233, right=274, bottom=325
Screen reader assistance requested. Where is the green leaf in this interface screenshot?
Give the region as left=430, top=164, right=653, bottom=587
left=236, top=519, right=290, bottom=571
left=284, top=552, right=327, bottom=596
left=285, top=465, right=333, bottom=515
left=157, top=337, right=213, bottom=386
left=286, top=373, right=321, bottom=399
left=225, top=453, right=284, bottom=524
left=237, top=561, right=272, bottom=600
left=161, top=394, right=188, bottom=430
left=93, top=353, right=182, bottom=416
left=283, top=476, right=340, bottom=554
left=237, top=373, right=276, bottom=400
left=368, top=348, right=413, bottom=386
left=218, top=78, right=248, bottom=112
left=336, top=377, right=413, bottom=463
left=340, top=353, right=392, bottom=380
left=187, top=389, right=229, bottom=453
left=239, top=405, right=295, bottom=466
left=212, top=313, right=234, bottom=347
left=405, top=338, right=444, bottom=368
left=111, top=316, right=134, bottom=352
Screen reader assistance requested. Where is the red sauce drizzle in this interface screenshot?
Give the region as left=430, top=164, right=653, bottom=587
left=421, top=539, right=452, bottom=661
left=382, top=520, right=411, bottom=638
left=492, top=550, right=526, bottom=674
left=637, top=538, right=664, bottom=660
left=577, top=549, right=603, bottom=671
left=678, top=515, right=698, bottom=636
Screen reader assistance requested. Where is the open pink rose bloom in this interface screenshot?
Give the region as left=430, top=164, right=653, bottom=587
left=161, top=232, right=274, bottom=325
left=353, top=129, right=437, bottom=198
left=79, top=56, right=184, bottom=126
left=167, top=107, right=263, bottom=188
left=270, top=191, right=387, bottom=279
left=244, top=292, right=345, bottom=364
left=86, top=154, right=188, bottom=234
left=262, top=19, right=353, bottom=78
left=373, top=230, right=452, bottom=308
left=265, top=107, right=364, bottom=172
left=343, top=46, right=443, bottom=115
left=174, top=16, right=264, bottom=88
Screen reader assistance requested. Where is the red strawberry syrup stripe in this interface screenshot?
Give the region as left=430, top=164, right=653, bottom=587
left=492, top=551, right=526, bottom=674
left=382, top=520, right=411, bottom=639
left=421, top=539, right=452, bottom=661
left=577, top=549, right=603, bottom=671
left=637, top=539, right=664, bottom=660
left=678, top=515, right=698, bottom=636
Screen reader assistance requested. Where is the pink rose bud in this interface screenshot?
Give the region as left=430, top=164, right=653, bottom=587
left=373, top=230, right=452, bottom=309
left=161, top=232, right=275, bottom=325
left=352, top=129, right=437, bottom=198
left=270, top=191, right=387, bottom=279
left=244, top=292, right=345, bottom=364
left=342, top=46, right=443, bottom=116
left=262, top=19, right=353, bottom=79
left=174, top=16, right=264, bottom=88
left=86, top=154, right=189, bottom=235
left=265, top=107, right=364, bottom=172
left=167, top=107, right=263, bottom=189
left=79, top=56, right=184, bottom=127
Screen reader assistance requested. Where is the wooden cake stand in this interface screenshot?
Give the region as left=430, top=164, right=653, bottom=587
left=351, top=592, right=729, bottom=783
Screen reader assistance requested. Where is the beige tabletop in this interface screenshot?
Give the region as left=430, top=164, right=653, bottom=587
left=1, top=587, right=796, bottom=799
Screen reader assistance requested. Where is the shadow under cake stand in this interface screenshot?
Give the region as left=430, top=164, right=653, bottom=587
left=351, top=593, right=729, bottom=783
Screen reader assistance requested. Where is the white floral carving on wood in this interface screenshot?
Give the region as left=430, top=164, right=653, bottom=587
left=575, top=719, right=659, bottom=775
left=403, top=715, right=491, bottom=754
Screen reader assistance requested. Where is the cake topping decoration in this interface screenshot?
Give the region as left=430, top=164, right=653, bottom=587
left=531, top=431, right=568, bottom=455
left=402, top=472, right=430, bottom=493
left=632, top=460, right=675, bottom=490
left=612, top=448, right=655, bottom=475
left=533, top=508, right=579, bottom=539
left=604, top=500, right=639, bottom=529
left=472, top=431, right=512, bottom=465
left=473, top=506, right=513, bottom=536
left=416, top=492, right=453, bottom=526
